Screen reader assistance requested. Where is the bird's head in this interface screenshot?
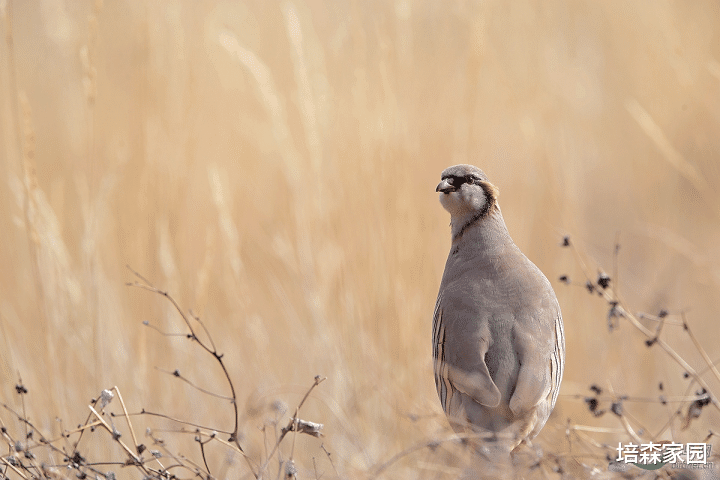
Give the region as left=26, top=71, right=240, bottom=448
left=436, top=164, right=499, bottom=220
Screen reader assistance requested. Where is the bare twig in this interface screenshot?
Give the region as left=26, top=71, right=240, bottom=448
left=681, top=312, right=720, bottom=386
left=88, top=405, right=142, bottom=467
left=319, top=444, right=339, bottom=478
left=108, top=387, right=141, bottom=454
left=196, top=430, right=213, bottom=477
left=155, top=366, right=234, bottom=401
left=565, top=243, right=720, bottom=414
left=1, top=456, right=29, bottom=480
left=257, top=376, right=326, bottom=478
left=1, top=403, right=107, bottom=479
left=126, top=265, right=245, bottom=452
left=133, top=409, right=233, bottom=437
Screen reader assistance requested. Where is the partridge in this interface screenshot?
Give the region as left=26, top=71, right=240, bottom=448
left=432, top=164, right=564, bottom=459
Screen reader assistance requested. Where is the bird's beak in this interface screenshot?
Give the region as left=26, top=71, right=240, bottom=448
left=436, top=179, right=455, bottom=193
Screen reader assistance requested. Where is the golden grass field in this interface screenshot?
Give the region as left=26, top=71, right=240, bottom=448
left=1, top=1, right=719, bottom=478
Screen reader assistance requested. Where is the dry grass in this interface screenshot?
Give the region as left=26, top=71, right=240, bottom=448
left=1, top=1, right=719, bottom=478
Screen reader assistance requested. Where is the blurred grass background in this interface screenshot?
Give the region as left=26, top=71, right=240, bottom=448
left=1, top=1, right=719, bottom=478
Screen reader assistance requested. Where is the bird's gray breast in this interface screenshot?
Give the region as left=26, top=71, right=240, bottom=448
left=442, top=245, right=544, bottom=405
left=439, top=259, right=524, bottom=403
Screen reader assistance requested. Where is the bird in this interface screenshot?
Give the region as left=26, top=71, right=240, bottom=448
left=432, top=164, right=565, bottom=464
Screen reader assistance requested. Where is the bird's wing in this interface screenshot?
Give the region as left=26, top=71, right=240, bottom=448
left=508, top=307, right=563, bottom=415
left=433, top=293, right=501, bottom=410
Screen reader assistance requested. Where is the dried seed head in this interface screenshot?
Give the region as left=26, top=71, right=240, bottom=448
left=285, top=459, right=297, bottom=478
left=597, top=272, right=611, bottom=289
left=584, top=397, right=599, bottom=413
left=271, top=399, right=288, bottom=416
left=100, top=389, right=114, bottom=409
left=294, top=419, right=324, bottom=438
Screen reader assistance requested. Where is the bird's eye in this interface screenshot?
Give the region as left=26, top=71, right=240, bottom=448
left=465, top=175, right=475, bottom=185
left=451, top=176, right=466, bottom=186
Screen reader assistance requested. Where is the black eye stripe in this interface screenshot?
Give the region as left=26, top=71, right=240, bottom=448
left=446, top=175, right=478, bottom=186
left=440, top=174, right=484, bottom=190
